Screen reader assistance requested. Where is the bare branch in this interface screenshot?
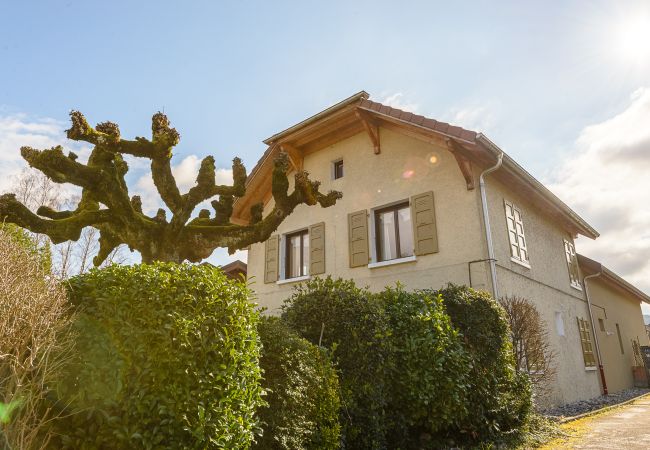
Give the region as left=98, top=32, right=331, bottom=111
left=0, top=194, right=111, bottom=244
left=2, top=112, right=342, bottom=264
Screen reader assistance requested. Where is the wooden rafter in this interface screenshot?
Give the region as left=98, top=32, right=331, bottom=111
left=280, top=142, right=303, bottom=171
left=446, top=138, right=475, bottom=190
left=355, top=108, right=381, bottom=154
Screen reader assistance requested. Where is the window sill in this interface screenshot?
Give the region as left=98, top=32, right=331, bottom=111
left=585, top=366, right=597, bottom=371
left=510, top=257, right=531, bottom=269
left=570, top=283, right=583, bottom=292
left=276, top=275, right=310, bottom=285
left=368, top=255, right=416, bottom=269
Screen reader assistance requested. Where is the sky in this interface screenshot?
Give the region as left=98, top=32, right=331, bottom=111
left=1, top=0, right=649, bottom=310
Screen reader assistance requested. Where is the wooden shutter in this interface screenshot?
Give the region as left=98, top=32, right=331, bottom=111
left=410, top=191, right=438, bottom=255
left=309, top=222, right=326, bottom=275
left=264, top=235, right=279, bottom=283
left=577, top=318, right=596, bottom=367
left=348, top=210, right=369, bottom=267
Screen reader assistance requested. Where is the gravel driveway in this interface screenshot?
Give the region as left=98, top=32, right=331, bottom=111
left=545, top=394, right=650, bottom=449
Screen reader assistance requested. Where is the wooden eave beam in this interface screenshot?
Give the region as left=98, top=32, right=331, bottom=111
left=280, top=142, right=303, bottom=171
left=446, top=138, right=475, bottom=190
left=355, top=108, right=381, bottom=154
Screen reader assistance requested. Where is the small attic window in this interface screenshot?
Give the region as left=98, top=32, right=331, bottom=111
left=333, top=160, right=344, bottom=179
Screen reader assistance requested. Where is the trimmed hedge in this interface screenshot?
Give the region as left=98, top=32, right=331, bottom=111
left=48, top=263, right=264, bottom=449
left=281, top=277, right=390, bottom=449
left=425, top=284, right=533, bottom=445
left=255, top=317, right=340, bottom=450
left=381, top=287, right=471, bottom=449
left=281, top=278, right=532, bottom=449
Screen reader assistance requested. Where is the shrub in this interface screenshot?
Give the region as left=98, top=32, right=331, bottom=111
left=281, top=277, right=391, bottom=449
left=255, top=317, right=340, bottom=450
left=379, top=286, right=471, bottom=449
left=0, top=229, right=72, bottom=449
left=500, top=295, right=557, bottom=403
left=426, top=284, right=533, bottom=444
left=48, top=263, right=264, bottom=449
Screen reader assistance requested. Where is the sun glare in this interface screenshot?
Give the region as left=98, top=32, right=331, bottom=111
left=615, top=15, right=650, bottom=65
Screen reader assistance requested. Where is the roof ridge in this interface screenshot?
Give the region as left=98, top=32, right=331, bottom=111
left=359, top=97, right=478, bottom=142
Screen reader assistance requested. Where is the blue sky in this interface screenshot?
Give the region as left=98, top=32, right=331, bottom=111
left=1, top=1, right=650, bottom=306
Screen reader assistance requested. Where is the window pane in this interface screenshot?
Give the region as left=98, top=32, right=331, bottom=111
left=378, top=210, right=397, bottom=261
left=288, top=235, right=301, bottom=278
left=334, top=160, right=343, bottom=179
left=397, top=206, right=413, bottom=257
left=302, top=234, right=309, bottom=276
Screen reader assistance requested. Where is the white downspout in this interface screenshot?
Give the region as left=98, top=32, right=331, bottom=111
left=583, top=271, right=608, bottom=395
left=479, top=152, right=504, bottom=300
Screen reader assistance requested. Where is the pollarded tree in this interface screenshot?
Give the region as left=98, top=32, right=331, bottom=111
left=0, top=112, right=342, bottom=264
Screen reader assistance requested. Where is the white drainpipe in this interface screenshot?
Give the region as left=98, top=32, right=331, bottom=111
left=583, top=271, right=608, bottom=395
left=479, top=152, right=504, bottom=300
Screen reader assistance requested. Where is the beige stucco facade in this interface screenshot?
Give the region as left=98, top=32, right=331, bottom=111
left=484, top=176, right=602, bottom=405
left=587, top=276, right=650, bottom=394
left=248, top=128, right=489, bottom=312
left=243, top=93, right=649, bottom=408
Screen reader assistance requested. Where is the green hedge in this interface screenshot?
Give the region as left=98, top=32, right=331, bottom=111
left=281, top=277, right=391, bottom=449
left=281, top=278, right=532, bottom=449
left=381, top=287, right=471, bottom=449
left=425, top=284, right=532, bottom=445
left=48, top=263, right=264, bottom=449
left=255, top=317, right=340, bottom=450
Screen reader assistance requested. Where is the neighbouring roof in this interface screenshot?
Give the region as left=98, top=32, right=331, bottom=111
left=232, top=91, right=599, bottom=239
left=578, top=254, right=650, bottom=304
left=220, top=260, right=247, bottom=279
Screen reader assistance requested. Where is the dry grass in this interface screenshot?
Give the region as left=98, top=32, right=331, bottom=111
left=0, top=229, right=74, bottom=449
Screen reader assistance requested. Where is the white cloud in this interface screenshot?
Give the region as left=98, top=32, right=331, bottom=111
left=548, top=87, right=650, bottom=300
left=0, top=113, right=90, bottom=195
left=135, top=155, right=233, bottom=214
left=443, top=104, right=497, bottom=133
left=376, top=92, right=419, bottom=113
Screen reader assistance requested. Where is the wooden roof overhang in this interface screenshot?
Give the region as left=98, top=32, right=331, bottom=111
left=578, top=254, right=650, bottom=304
left=231, top=93, right=599, bottom=240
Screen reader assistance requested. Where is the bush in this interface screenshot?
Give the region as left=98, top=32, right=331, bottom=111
left=500, top=295, right=557, bottom=403
left=426, top=284, right=533, bottom=445
left=282, top=278, right=480, bottom=449
left=0, top=229, right=72, bottom=449
left=380, top=286, right=471, bottom=449
left=281, top=277, right=391, bottom=449
left=48, top=263, right=264, bottom=449
left=255, top=317, right=340, bottom=450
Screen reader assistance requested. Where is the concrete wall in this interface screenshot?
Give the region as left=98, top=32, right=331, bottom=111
left=248, top=128, right=490, bottom=313
left=588, top=279, right=650, bottom=394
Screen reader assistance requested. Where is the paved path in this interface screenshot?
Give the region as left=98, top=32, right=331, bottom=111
left=545, top=395, right=650, bottom=449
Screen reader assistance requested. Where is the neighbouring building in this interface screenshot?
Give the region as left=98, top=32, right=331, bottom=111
left=231, top=91, right=650, bottom=406
left=220, top=260, right=247, bottom=280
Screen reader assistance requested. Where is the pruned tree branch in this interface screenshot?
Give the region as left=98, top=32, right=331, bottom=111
left=0, top=111, right=342, bottom=264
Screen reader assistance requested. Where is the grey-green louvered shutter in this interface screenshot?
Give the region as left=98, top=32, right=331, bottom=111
left=309, top=222, right=326, bottom=275
left=348, top=210, right=369, bottom=267
left=410, top=191, right=438, bottom=255
left=264, top=235, right=279, bottom=283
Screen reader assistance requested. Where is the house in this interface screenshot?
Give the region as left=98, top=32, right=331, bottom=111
left=232, top=91, right=650, bottom=406
left=577, top=254, right=650, bottom=393
left=220, top=260, right=247, bottom=280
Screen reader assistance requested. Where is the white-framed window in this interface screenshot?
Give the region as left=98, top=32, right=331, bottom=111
left=504, top=200, right=530, bottom=266
left=279, top=228, right=309, bottom=280
left=564, top=239, right=581, bottom=290
left=367, top=200, right=415, bottom=266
